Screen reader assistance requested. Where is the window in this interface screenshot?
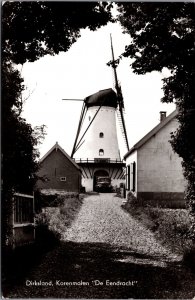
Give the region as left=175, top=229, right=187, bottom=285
left=99, top=132, right=104, bottom=138
left=60, top=177, right=66, bottom=182
left=99, top=149, right=104, bottom=156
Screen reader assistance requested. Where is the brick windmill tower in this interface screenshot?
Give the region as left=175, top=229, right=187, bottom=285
left=69, top=36, right=129, bottom=192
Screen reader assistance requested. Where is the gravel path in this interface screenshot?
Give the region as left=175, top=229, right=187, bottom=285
left=63, top=193, right=180, bottom=264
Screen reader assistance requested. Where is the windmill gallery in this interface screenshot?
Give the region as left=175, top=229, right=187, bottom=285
left=37, top=39, right=185, bottom=208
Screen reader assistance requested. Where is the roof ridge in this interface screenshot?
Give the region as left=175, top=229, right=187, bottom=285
left=39, top=142, right=80, bottom=171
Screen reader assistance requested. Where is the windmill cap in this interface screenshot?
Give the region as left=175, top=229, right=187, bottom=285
left=84, top=88, right=118, bottom=108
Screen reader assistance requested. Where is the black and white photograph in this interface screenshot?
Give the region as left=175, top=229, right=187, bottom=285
left=1, top=1, right=195, bottom=299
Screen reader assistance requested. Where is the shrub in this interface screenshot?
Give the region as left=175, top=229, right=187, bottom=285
left=35, top=193, right=83, bottom=241
left=122, top=191, right=139, bottom=209
left=142, top=208, right=192, bottom=254
left=34, top=189, right=79, bottom=212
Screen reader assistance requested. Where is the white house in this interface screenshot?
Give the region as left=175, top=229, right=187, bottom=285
left=124, top=110, right=186, bottom=208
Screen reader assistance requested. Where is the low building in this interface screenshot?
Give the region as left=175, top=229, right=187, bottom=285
left=36, top=142, right=81, bottom=193
left=124, top=110, right=186, bottom=208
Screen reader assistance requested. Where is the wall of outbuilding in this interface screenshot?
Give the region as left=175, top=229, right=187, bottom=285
left=37, top=149, right=81, bottom=193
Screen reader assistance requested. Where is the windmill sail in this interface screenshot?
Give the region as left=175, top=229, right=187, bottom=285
left=110, top=34, right=129, bottom=152
left=71, top=102, right=86, bottom=157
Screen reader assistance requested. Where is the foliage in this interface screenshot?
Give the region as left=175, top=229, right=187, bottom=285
left=117, top=3, right=194, bottom=74
left=36, top=194, right=83, bottom=240
left=124, top=191, right=139, bottom=208
left=2, top=1, right=113, bottom=64
left=145, top=208, right=193, bottom=258
left=1, top=62, right=45, bottom=250
left=34, top=190, right=79, bottom=213
left=2, top=62, right=45, bottom=193
left=117, top=2, right=195, bottom=237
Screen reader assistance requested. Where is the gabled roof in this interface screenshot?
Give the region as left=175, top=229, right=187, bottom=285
left=40, top=142, right=81, bottom=171
left=124, top=109, right=178, bottom=160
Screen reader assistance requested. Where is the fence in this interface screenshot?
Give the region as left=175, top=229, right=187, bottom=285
left=74, top=158, right=125, bottom=164
left=12, top=193, right=35, bottom=248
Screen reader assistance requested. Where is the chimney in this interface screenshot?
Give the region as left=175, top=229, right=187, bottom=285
left=160, top=111, right=166, bottom=122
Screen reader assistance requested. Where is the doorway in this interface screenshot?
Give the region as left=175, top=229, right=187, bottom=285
left=93, top=170, right=109, bottom=191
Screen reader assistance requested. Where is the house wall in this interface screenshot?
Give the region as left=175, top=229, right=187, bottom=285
left=125, top=118, right=186, bottom=208
left=37, top=149, right=81, bottom=193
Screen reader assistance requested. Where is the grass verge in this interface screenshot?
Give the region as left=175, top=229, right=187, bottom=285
left=122, top=192, right=195, bottom=270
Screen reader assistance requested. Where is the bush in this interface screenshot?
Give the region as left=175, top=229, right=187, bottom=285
left=35, top=193, right=83, bottom=241
left=34, top=189, right=79, bottom=212
left=122, top=191, right=139, bottom=209
left=143, top=208, right=193, bottom=256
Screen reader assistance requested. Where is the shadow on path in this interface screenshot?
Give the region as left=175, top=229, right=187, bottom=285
left=3, top=241, right=195, bottom=299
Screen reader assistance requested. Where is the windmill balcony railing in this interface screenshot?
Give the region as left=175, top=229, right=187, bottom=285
left=73, top=158, right=125, bottom=164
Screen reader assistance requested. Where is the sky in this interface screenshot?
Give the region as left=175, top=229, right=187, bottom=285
left=21, top=21, right=175, bottom=159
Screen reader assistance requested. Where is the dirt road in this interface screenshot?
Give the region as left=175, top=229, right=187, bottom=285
left=4, top=193, right=195, bottom=299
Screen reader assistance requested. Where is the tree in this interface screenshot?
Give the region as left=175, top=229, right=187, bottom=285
left=2, top=1, right=113, bottom=64
left=117, top=2, right=195, bottom=237
left=1, top=61, right=44, bottom=249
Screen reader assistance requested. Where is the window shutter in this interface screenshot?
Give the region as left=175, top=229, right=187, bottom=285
left=130, top=163, right=133, bottom=191
left=126, top=165, right=130, bottom=191
left=133, top=161, right=136, bottom=192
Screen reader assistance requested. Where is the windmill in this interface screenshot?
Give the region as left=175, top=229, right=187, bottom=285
left=63, top=35, right=129, bottom=192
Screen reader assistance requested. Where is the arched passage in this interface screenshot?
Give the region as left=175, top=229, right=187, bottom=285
left=93, top=169, right=109, bottom=191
